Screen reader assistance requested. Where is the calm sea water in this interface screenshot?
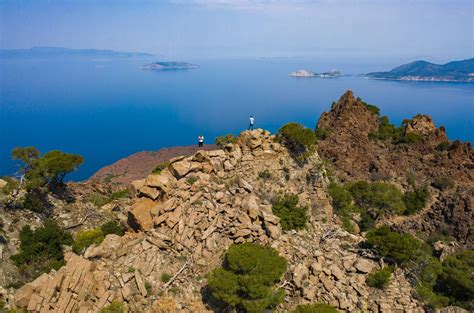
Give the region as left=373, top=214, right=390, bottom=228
left=1, top=58, right=473, bottom=181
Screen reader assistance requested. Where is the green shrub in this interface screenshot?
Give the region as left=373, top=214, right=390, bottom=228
left=258, top=169, right=272, bottom=181
left=109, top=189, right=131, bottom=200
left=403, top=185, right=429, bottom=214
left=72, top=228, right=104, bottom=254
left=276, top=123, right=317, bottom=162
left=207, top=243, right=287, bottom=313
left=368, top=116, right=422, bottom=144
left=315, top=127, right=330, bottom=140
left=366, top=226, right=423, bottom=265
left=10, top=219, right=73, bottom=279
left=100, top=301, right=126, bottom=313
left=291, top=303, right=338, bottom=313
left=328, top=183, right=353, bottom=215
left=215, top=134, right=238, bottom=147
left=432, top=177, right=455, bottom=191
left=100, top=220, right=125, bottom=236
left=436, top=141, right=452, bottom=151
left=347, top=181, right=406, bottom=215
left=366, top=266, right=394, bottom=289
left=87, top=193, right=112, bottom=207
left=435, top=250, right=474, bottom=308
left=272, top=193, right=307, bottom=231
left=22, top=191, right=47, bottom=213
left=397, top=132, right=422, bottom=144
left=186, top=176, right=198, bottom=185
left=161, top=273, right=172, bottom=283
left=152, top=161, right=170, bottom=174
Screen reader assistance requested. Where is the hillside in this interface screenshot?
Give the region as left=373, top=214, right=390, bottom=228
left=366, top=58, right=474, bottom=82
left=0, top=91, right=472, bottom=312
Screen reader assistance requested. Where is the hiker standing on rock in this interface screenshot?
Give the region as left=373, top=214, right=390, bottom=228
left=198, top=134, right=204, bottom=147
left=248, top=115, right=255, bottom=130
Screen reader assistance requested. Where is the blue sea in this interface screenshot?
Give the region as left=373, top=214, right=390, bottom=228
left=1, top=57, right=473, bottom=181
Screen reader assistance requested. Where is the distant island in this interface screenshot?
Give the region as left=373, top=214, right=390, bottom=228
left=290, top=69, right=342, bottom=78
left=141, top=61, right=199, bottom=71
left=0, top=46, right=154, bottom=59
left=366, top=58, right=474, bottom=82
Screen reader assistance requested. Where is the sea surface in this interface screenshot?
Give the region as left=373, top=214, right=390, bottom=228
left=1, top=57, right=473, bottom=181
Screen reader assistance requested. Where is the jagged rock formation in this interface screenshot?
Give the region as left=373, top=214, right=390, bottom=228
left=12, top=130, right=424, bottom=312
left=316, top=91, right=473, bottom=246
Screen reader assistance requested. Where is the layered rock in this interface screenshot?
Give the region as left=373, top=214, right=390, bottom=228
left=12, top=129, right=424, bottom=312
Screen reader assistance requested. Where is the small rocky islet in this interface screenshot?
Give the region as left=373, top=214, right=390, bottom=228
left=0, top=91, right=472, bottom=312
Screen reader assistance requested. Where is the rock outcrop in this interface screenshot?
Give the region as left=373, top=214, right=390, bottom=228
left=12, top=129, right=424, bottom=312
left=316, top=91, right=473, bottom=245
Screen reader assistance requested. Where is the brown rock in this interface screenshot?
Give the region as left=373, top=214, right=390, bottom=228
left=128, top=198, right=156, bottom=231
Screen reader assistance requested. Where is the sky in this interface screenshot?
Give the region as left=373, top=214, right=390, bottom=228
left=0, top=0, right=473, bottom=62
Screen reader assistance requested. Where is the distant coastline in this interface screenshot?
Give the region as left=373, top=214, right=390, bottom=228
left=0, top=46, right=154, bottom=59
left=141, top=61, right=199, bottom=71
left=366, top=58, right=474, bottom=83
left=290, top=69, right=342, bottom=78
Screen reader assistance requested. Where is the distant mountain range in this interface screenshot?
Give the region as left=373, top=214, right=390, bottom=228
left=366, top=58, right=474, bottom=82
left=0, top=46, right=154, bottom=58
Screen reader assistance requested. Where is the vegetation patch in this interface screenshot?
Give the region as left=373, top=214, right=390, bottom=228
left=368, top=116, right=422, bottom=144
left=436, top=141, right=452, bottom=151
left=206, top=243, right=287, bottom=313
left=291, top=303, right=338, bottom=313
left=73, top=220, right=125, bottom=254
left=215, top=134, right=238, bottom=147
left=314, top=127, right=330, bottom=140
left=99, top=301, right=126, bottom=313
left=276, top=123, right=317, bottom=162
left=272, top=193, right=307, bottom=231
left=432, top=177, right=455, bottom=191
left=10, top=219, right=73, bottom=282
left=258, top=169, right=272, bottom=181
left=357, top=97, right=381, bottom=115
left=161, top=273, right=172, bottom=283
left=366, top=266, right=394, bottom=289
left=152, top=161, right=170, bottom=174
left=186, top=176, right=198, bottom=185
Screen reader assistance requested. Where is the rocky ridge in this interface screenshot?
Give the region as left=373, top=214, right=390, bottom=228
left=12, top=129, right=425, bottom=312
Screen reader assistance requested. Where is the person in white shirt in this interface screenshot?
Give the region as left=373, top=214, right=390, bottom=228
left=198, top=134, right=204, bottom=147
left=248, top=115, right=255, bottom=130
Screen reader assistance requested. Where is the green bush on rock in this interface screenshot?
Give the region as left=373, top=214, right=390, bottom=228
left=366, top=266, right=394, bottom=289
left=276, top=123, right=317, bottom=162
left=10, top=219, right=73, bottom=280
left=366, top=226, right=423, bottom=265
left=99, top=301, right=126, bottom=313
left=206, top=243, right=287, bottom=313
left=215, top=134, right=238, bottom=147
left=152, top=161, right=170, bottom=174
left=272, top=193, right=307, bottom=231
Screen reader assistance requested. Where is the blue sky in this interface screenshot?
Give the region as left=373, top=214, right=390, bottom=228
left=0, top=0, right=472, bottom=61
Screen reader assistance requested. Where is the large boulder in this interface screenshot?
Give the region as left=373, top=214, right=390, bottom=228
left=169, top=159, right=201, bottom=178
left=0, top=179, right=7, bottom=189
left=144, top=171, right=176, bottom=194
left=128, top=198, right=157, bottom=231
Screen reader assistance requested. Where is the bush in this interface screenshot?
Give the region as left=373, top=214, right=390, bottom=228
left=109, top=189, right=131, bottom=200
left=403, top=185, right=429, bottom=214
left=435, top=250, right=474, bottom=308
left=101, top=220, right=125, bottom=236
left=215, top=134, right=238, bottom=147
left=366, top=266, right=394, bottom=289
left=272, top=193, right=307, bottom=231
left=100, top=301, right=126, bottom=313
left=432, top=177, right=455, bottom=191
left=152, top=161, right=170, bottom=174
left=186, top=176, right=198, bottom=185
left=161, top=273, right=172, bottom=283
left=10, top=219, right=73, bottom=280
left=366, top=226, right=423, bottom=265
left=314, top=127, right=330, bottom=140
left=347, top=181, right=406, bottom=215
left=436, top=141, right=452, bottom=151
left=258, top=169, right=272, bottom=181
left=368, top=116, right=422, bottom=144
left=276, top=123, right=317, bottom=162
left=207, top=243, right=287, bottom=313
left=72, top=228, right=104, bottom=254
left=291, top=303, right=338, bottom=313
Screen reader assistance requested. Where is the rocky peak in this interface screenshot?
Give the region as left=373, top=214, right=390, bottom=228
left=316, top=90, right=379, bottom=136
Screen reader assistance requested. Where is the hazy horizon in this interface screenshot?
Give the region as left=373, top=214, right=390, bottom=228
left=1, top=0, right=473, bottom=63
